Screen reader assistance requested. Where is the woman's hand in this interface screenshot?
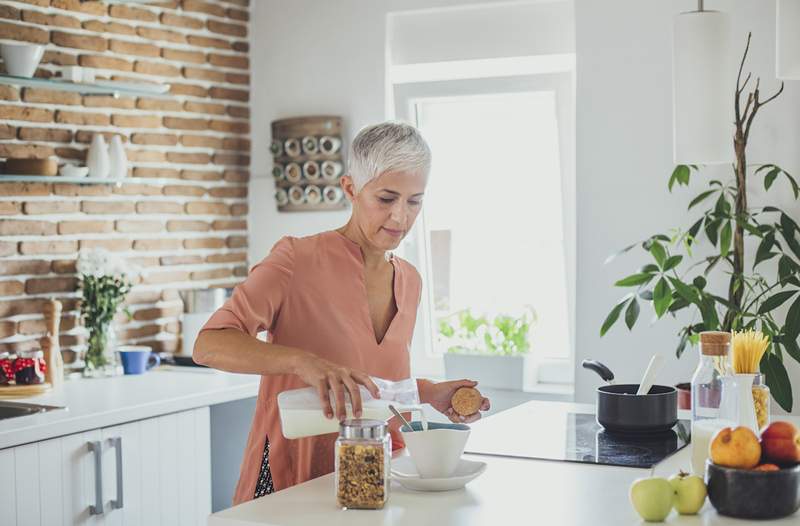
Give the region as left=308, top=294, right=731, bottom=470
left=292, top=351, right=380, bottom=421
left=420, top=379, right=490, bottom=423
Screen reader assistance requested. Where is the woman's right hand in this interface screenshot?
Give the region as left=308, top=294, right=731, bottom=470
left=292, top=351, right=380, bottom=420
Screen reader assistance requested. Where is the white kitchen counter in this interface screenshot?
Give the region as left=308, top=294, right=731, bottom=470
left=208, top=401, right=800, bottom=526
left=0, top=367, right=260, bottom=449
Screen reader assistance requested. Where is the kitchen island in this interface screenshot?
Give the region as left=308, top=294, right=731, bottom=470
left=209, top=400, right=800, bottom=526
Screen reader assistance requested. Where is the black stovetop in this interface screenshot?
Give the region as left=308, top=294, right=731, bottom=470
left=465, top=409, right=690, bottom=469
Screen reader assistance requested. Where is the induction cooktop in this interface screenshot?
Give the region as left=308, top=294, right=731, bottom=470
left=464, top=407, right=690, bottom=469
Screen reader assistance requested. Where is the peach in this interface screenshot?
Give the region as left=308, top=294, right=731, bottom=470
left=760, top=421, right=800, bottom=465
left=753, top=463, right=780, bottom=472
left=710, top=426, right=761, bottom=470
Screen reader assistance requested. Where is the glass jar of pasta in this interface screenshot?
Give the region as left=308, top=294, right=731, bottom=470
left=752, top=373, right=770, bottom=430
left=335, top=419, right=391, bottom=510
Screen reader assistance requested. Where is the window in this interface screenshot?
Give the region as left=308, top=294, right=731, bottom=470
left=393, top=65, right=575, bottom=384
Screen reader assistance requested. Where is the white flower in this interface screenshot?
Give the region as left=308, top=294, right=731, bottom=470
left=77, top=249, right=138, bottom=282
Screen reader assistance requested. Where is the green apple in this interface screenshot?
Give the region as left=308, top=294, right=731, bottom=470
left=629, top=477, right=674, bottom=522
left=669, top=471, right=706, bottom=515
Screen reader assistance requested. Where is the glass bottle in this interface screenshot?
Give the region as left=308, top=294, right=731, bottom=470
left=751, top=373, right=770, bottom=431
left=690, top=331, right=731, bottom=474
left=335, top=419, right=391, bottom=510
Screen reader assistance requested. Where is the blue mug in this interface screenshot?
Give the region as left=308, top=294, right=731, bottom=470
left=117, top=346, right=160, bottom=375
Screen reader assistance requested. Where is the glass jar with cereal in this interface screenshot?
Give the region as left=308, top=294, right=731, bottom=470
left=335, top=419, right=390, bottom=510
left=752, top=372, right=770, bottom=430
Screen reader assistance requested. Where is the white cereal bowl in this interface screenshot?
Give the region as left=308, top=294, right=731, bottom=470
left=0, top=42, right=45, bottom=78
left=400, top=421, right=471, bottom=479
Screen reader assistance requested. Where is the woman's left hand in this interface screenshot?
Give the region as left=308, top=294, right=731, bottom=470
left=420, top=379, right=490, bottom=423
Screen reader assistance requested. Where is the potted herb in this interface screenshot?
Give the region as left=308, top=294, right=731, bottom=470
left=601, top=35, right=798, bottom=412
left=439, top=307, right=536, bottom=389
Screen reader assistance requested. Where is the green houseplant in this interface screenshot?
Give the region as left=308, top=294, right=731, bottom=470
left=600, top=34, right=798, bottom=411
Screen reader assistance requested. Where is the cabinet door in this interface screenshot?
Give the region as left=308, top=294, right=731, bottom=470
left=101, top=422, right=141, bottom=526
left=62, top=429, right=105, bottom=526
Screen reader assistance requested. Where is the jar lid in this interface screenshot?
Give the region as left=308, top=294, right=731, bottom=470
left=0, top=352, right=9, bottom=359
left=339, top=419, right=387, bottom=440
left=699, top=331, right=730, bottom=355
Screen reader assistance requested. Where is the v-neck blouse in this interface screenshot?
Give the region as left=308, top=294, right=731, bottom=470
left=200, top=230, right=422, bottom=504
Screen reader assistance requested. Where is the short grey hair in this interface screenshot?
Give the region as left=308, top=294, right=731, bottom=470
left=347, top=121, right=432, bottom=192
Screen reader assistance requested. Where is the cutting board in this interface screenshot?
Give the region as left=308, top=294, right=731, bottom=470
left=0, top=383, right=52, bottom=398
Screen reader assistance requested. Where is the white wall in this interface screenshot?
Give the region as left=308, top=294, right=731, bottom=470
left=250, top=0, right=800, bottom=412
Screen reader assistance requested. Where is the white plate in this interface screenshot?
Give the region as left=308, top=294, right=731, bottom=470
left=391, top=456, right=486, bottom=492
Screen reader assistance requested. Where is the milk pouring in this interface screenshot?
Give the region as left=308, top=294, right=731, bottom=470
left=278, top=376, right=427, bottom=439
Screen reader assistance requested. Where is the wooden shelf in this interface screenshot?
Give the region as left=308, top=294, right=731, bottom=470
left=277, top=201, right=348, bottom=212
left=0, top=175, right=222, bottom=187
left=0, top=74, right=171, bottom=98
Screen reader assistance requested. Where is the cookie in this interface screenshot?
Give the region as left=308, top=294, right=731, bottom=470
left=451, top=387, right=482, bottom=416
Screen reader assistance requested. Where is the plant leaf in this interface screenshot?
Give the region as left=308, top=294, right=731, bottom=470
left=663, top=254, right=683, bottom=272
left=639, top=290, right=654, bottom=300
left=784, top=295, right=800, bottom=340
left=761, top=353, right=793, bottom=412
left=705, top=218, right=721, bottom=247
left=764, top=167, right=781, bottom=191
left=675, top=330, right=689, bottom=358
left=693, top=276, right=707, bottom=290
left=669, top=165, right=691, bottom=191
left=625, top=298, right=640, bottom=330
left=719, top=220, right=732, bottom=257
left=758, top=290, right=798, bottom=314
left=600, top=295, right=632, bottom=336
left=650, top=242, right=667, bottom=269
left=687, top=217, right=704, bottom=242
left=614, top=273, right=654, bottom=287
left=668, top=277, right=699, bottom=305
left=754, top=235, right=777, bottom=269
left=783, top=337, right=800, bottom=364
left=688, top=190, right=717, bottom=210
left=653, top=278, right=672, bottom=318
left=604, top=243, right=637, bottom=265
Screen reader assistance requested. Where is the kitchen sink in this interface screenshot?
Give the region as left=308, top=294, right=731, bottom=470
left=0, top=401, right=64, bottom=420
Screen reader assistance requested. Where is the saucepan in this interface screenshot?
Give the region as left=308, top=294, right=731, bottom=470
left=582, top=358, right=678, bottom=434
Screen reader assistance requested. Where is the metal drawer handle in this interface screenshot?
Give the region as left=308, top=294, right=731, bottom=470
left=88, top=441, right=103, bottom=515
left=110, top=436, right=124, bottom=509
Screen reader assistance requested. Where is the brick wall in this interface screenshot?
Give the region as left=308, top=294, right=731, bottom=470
left=0, top=0, right=251, bottom=356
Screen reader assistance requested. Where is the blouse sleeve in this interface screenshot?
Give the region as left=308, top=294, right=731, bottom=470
left=200, top=236, right=294, bottom=337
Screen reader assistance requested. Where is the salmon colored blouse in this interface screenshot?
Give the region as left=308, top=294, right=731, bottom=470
left=200, top=230, right=422, bottom=505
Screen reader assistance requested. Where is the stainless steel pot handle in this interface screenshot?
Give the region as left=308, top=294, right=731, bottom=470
left=110, top=436, right=123, bottom=509
left=88, top=441, right=103, bottom=515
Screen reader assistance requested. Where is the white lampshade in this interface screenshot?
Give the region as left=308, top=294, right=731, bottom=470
left=673, top=10, right=734, bottom=164
left=777, top=0, right=800, bottom=79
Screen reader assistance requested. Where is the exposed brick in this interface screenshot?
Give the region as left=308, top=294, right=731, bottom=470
left=183, top=101, right=225, bottom=115
left=22, top=10, right=80, bottom=28
left=109, top=4, right=157, bottom=22
left=182, top=66, right=225, bottom=82
left=233, top=266, right=247, bottom=277
left=163, top=117, right=208, bottom=130
left=18, top=127, right=73, bottom=143
left=223, top=170, right=248, bottom=183
left=111, top=114, right=160, bottom=128
left=0, top=124, right=14, bottom=139
left=133, top=167, right=180, bottom=179
left=140, top=270, right=189, bottom=285
left=206, top=252, right=246, bottom=263
left=160, top=12, right=203, bottom=30
left=41, top=50, right=77, bottom=66
left=180, top=134, right=223, bottom=149
left=166, top=152, right=211, bottom=164
left=162, top=47, right=204, bottom=64
left=223, top=0, right=250, bottom=7
left=226, top=105, right=249, bottom=119
left=222, top=137, right=250, bottom=151
left=230, top=203, right=248, bottom=216
left=183, top=0, right=225, bottom=17
left=126, top=290, right=162, bottom=304
left=81, top=201, right=135, bottom=214
left=25, top=277, right=77, bottom=294
left=22, top=201, right=79, bottom=214
left=53, top=184, right=111, bottom=197
left=0, top=105, right=53, bottom=123
left=74, top=131, right=127, bottom=144
left=0, top=219, right=56, bottom=236
left=137, top=339, right=178, bottom=353
left=227, top=8, right=248, bottom=22
left=0, top=5, right=20, bottom=20
left=160, top=255, right=202, bottom=265
left=51, top=0, right=107, bottom=16
left=225, top=72, right=249, bottom=85
left=126, top=149, right=166, bottom=163
left=133, top=238, right=182, bottom=251
left=19, top=240, right=78, bottom=255
left=113, top=183, right=161, bottom=196
left=0, top=280, right=24, bottom=296
left=0, top=143, right=54, bottom=158
left=232, top=41, right=249, bottom=52
left=0, top=241, right=16, bottom=256
left=0, top=86, right=18, bottom=101
left=210, top=120, right=249, bottom=134
left=185, top=201, right=229, bottom=215
left=133, top=60, right=180, bottom=77
left=137, top=26, right=185, bottom=44
left=82, top=95, right=136, bottom=109
left=54, top=147, right=84, bottom=161
left=51, top=30, right=106, bottom=52
left=184, top=237, right=225, bottom=249
left=22, top=87, right=81, bottom=105
left=55, top=110, right=109, bottom=126
left=81, top=19, right=135, bottom=35
left=181, top=170, right=222, bottom=181
left=136, top=201, right=183, bottom=214
left=226, top=235, right=248, bottom=248
left=57, top=220, right=113, bottom=234
left=0, top=201, right=20, bottom=214
left=109, top=39, right=159, bottom=58
left=191, top=268, right=232, bottom=281
left=0, top=20, right=49, bottom=44
left=51, top=259, right=76, bottom=274
left=169, top=83, right=208, bottom=98
left=163, top=185, right=205, bottom=197
left=209, top=186, right=247, bottom=198
left=79, top=238, right=131, bottom=252
left=18, top=315, right=75, bottom=335
left=212, top=152, right=249, bottom=166
left=207, top=19, right=247, bottom=38
left=131, top=133, right=178, bottom=146
left=79, top=54, right=133, bottom=71
left=208, top=87, right=248, bottom=102
left=186, top=35, right=230, bottom=50
left=166, top=220, right=209, bottom=232
left=208, top=53, right=248, bottom=69
left=116, top=220, right=162, bottom=233
left=0, top=321, right=15, bottom=339
left=0, top=183, right=50, bottom=196
left=136, top=98, right=182, bottom=111
left=117, top=324, right=161, bottom=340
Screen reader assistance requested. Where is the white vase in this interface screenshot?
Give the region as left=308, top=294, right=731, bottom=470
left=108, top=135, right=127, bottom=179
left=87, top=134, right=110, bottom=178
left=719, top=374, right=759, bottom=434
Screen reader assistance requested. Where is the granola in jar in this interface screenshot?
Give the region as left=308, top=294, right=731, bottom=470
left=335, top=419, right=390, bottom=509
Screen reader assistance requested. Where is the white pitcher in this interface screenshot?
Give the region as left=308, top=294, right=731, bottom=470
left=87, top=133, right=109, bottom=178
left=108, top=134, right=127, bottom=179
left=718, top=374, right=759, bottom=433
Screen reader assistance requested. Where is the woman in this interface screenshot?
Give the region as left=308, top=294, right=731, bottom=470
left=194, top=122, right=490, bottom=505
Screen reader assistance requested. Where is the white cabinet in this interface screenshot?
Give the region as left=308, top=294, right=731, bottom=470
left=0, top=407, right=211, bottom=526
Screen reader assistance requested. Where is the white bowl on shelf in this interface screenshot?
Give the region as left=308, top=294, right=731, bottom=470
left=0, top=42, right=45, bottom=78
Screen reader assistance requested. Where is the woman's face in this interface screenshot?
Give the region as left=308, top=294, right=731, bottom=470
left=342, top=170, right=426, bottom=251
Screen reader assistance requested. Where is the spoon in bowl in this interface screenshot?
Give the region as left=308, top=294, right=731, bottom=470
left=388, top=404, right=414, bottom=432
